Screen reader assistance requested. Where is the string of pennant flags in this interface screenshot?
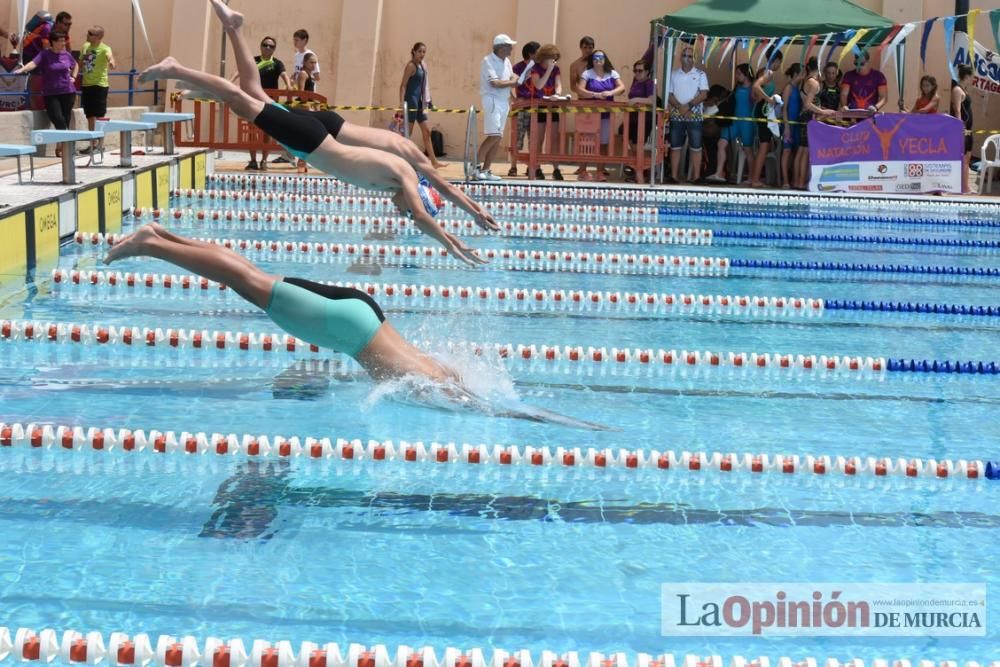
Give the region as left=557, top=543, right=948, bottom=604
left=655, top=8, right=1000, bottom=80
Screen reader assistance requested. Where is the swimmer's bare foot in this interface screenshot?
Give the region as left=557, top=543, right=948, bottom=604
left=103, top=224, right=160, bottom=264
left=209, top=0, right=244, bottom=30
left=139, top=56, right=181, bottom=83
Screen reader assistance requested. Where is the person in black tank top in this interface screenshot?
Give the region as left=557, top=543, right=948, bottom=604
left=818, top=62, right=842, bottom=112
left=951, top=64, right=975, bottom=193
left=294, top=51, right=317, bottom=93
left=399, top=42, right=444, bottom=168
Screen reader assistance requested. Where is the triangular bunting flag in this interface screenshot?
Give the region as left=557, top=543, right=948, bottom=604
left=802, top=34, right=820, bottom=65
left=837, top=28, right=866, bottom=67
left=816, top=32, right=834, bottom=66
left=920, top=17, right=937, bottom=67
left=942, top=16, right=958, bottom=80
left=991, top=9, right=1000, bottom=52
left=967, top=9, right=981, bottom=50
left=882, top=22, right=916, bottom=68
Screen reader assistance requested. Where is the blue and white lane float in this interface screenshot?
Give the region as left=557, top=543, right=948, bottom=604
left=146, top=208, right=1000, bottom=252
left=50, top=269, right=1000, bottom=319
left=75, top=232, right=1000, bottom=279
left=6, top=316, right=1000, bottom=376
left=0, top=422, right=993, bottom=480
left=3, top=626, right=997, bottom=667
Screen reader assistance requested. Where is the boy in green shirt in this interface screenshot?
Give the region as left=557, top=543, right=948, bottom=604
left=79, top=26, right=116, bottom=153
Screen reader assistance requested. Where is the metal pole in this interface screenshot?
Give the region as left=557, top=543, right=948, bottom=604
left=131, top=0, right=136, bottom=71
left=217, top=0, right=230, bottom=154
left=955, top=0, right=969, bottom=34
left=650, top=26, right=660, bottom=186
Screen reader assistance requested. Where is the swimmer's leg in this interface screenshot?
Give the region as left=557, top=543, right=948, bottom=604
left=147, top=223, right=260, bottom=274
left=209, top=0, right=271, bottom=105
left=140, top=56, right=265, bottom=120
left=104, top=223, right=276, bottom=309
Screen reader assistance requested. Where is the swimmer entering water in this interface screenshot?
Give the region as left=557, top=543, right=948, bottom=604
left=138, top=0, right=487, bottom=266
left=104, top=225, right=610, bottom=431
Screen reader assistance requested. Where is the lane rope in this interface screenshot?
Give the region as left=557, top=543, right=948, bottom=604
left=168, top=190, right=660, bottom=223
left=53, top=269, right=1000, bottom=319
left=150, top=208, right=714, bottom=246
left=0, top=423, right=991, bottom=480
left=4, top=627, right=996, bottom=667
left=76, top=232, right=1000, bottom=279
left=53, top=269, right=824, bottom=316
left=11, top=315, right=1000, bottom=375
left=202, top=173, right=1000, bottom=217
left=154, top=207, right=1000, bottom=252
left=74, top=233, right=732, bottom=277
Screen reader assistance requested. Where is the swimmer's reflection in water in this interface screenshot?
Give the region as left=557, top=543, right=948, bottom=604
left=200, top=461, right=996, bottom=540
left=104, top=224, right=609, bottom=430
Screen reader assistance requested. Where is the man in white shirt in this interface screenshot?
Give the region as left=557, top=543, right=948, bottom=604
left=668, top=46, right=709, bottom=184
left=476, top=33, right=518, bottom=181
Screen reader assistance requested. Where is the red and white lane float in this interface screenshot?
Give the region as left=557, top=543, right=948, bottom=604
left=0, top=421, right=984, bottom=480
left=151, top=207, right=714, bottom=245
left=52, top=270, right=825, bottom=318
left=76, top=232, right=730, bottom=276
left=0, top=627, right=998, bottom=667
left=0, top=317, right=884, bottom=374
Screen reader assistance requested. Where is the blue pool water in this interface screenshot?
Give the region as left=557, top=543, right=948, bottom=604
left=1, top=178, right=998, bottom=663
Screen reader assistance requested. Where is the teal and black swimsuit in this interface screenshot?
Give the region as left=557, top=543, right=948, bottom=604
left=252, top=102, right=346, bottom=161
left=265, top=278, right=385, bottom=358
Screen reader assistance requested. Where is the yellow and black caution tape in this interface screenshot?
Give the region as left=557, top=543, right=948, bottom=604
left=170, top=93, right=997, bottom=136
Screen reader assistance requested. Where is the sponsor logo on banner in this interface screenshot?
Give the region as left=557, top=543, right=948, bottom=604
left=820, top=164, right=860, bottom=183
left=808, top=114, right=963, bottom=193
left=924, top=163, right=954, bottom=176
left=952, top=34, right=1000, bottom=96
left=895, top=182, right=922, bottom=192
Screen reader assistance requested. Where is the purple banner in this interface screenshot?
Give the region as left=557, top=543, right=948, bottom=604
left=807, top=113, right=964, bottom=194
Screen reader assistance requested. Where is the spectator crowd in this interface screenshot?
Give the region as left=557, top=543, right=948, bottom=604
left=0, top=10, right=983, bottom=192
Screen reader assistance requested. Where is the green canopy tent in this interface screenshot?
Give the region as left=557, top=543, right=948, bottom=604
left=651, top=0, right=893, bottom=38
left=647, top=0, right=899, bottom=184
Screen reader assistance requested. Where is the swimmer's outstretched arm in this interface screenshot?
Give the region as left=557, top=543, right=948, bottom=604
left=336, top=123, right=499, bottom=232
left=393, top=181, right=487, bottom=266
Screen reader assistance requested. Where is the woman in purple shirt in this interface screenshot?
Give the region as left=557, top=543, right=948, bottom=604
left=13, top=31, right=78, bottom=155
left=574, top=49, right=625, bottom=181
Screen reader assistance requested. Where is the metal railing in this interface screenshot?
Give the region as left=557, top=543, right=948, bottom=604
left=0, top=70, right=161, bottom=109
left=170, top=88, right=328, bottom=151
left=508, top=99, right=658, bottom=183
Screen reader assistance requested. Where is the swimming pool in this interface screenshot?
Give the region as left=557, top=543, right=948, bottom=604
left=1, top=175, right=997, bottom=665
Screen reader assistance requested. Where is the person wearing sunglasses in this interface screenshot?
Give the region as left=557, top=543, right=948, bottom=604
left=839, top=49, right=887, bottom=115
left=79, top=26, right=117, bottom=155
left=232, top=36, right=291, bottom=170
left=667, top=47, right=709, bottom=184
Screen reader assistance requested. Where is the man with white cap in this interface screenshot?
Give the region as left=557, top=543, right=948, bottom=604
left=476, top=33, right=519, bottom=181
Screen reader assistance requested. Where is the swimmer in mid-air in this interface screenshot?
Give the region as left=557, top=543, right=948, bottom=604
left=104, top=224, right=610, bottom=431
left=138, top=0, right=489, bottom=266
